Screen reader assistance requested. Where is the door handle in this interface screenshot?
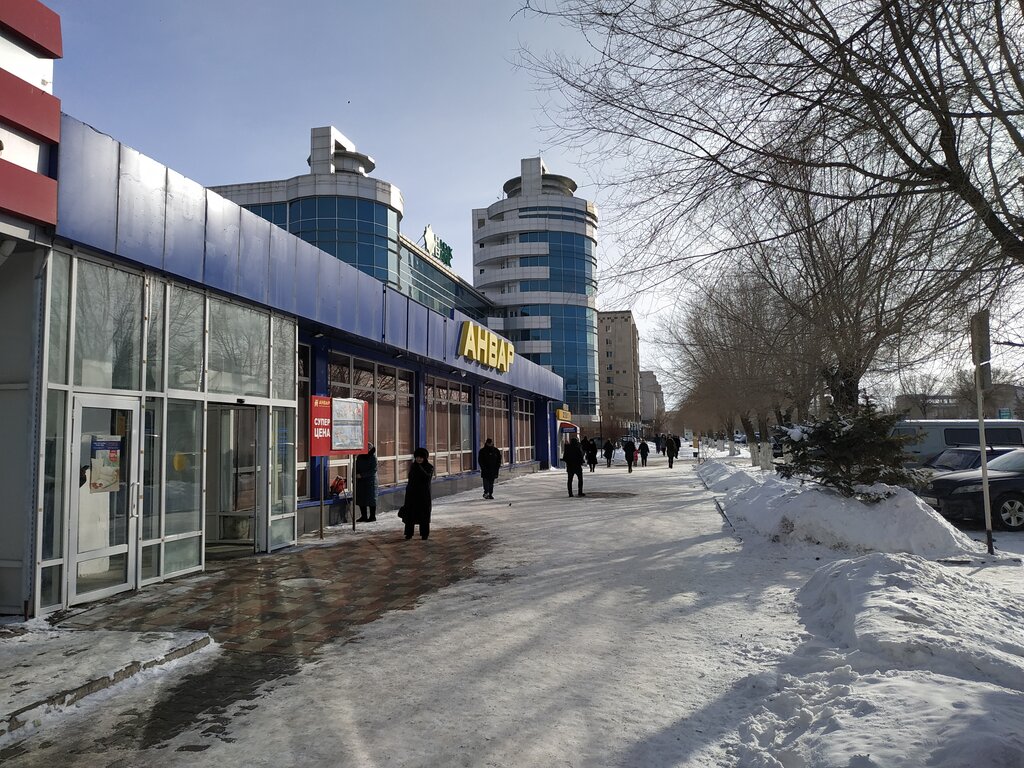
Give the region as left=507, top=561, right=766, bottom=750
left=129, top=481, right=140, bottom=519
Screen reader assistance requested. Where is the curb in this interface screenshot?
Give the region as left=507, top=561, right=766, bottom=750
left=1, top=634, right=212, bottom=744
left=691, top=464, right=742, bottom=541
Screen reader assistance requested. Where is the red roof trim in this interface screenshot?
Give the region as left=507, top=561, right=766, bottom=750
left=0, top=158, right=57, bottom=225
left=0, top=67, right=60, bottom=143
left=0, top=0, right=62, bottom=59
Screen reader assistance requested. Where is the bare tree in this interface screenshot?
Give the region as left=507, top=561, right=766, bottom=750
left=523, top=0, right=1024, bottom=274
left=896, top=372, right=945, bottom=418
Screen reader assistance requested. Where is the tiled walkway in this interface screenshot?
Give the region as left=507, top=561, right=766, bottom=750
left=59, top=525, right=494, bottom=656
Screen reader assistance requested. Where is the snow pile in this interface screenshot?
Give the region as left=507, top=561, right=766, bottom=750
left=697, top=460, right=984, bottom=559
left=728, top=553, right=1024, bottom=767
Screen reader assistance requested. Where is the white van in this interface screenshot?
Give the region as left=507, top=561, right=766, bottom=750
left=892, top=419, right=1024, bottom=466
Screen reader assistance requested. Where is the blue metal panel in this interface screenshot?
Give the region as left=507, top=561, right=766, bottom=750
left=294, top=240, right=320, bottom=322
left=268, top=225, right=296, bottom=314
left=115, top=145, right=166, bottom=269
left=204, top=193, right=240, bottom=294
left=56, top=116, right=118, bottom=254
left=407, top=301, right=429, bottom=357
left=237, top=208, right=271, bottom=305
left=164, top=169, right=206, bottom=282
left=384, top=288, right=408, bottom=349
left=317, top=250, right=342, bottom=327
left=427, top=311, right=446, bottom=361
left=354, top=270, right=384, bottom=341
left=336, top=260, right=359, bottom=334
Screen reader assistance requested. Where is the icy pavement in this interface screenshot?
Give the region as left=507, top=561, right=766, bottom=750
left=3, top=455, right=1023, bottom=766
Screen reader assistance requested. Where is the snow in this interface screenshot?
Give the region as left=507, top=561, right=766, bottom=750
left=4, top=456, right=1024, bottom=767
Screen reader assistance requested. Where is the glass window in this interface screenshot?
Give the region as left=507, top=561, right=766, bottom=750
left=165, top=400, right=202, bottom=536
left=42, top=389, right=66, bottom=561
left=208, top=298, right=270, bottom=397
left=353, top=360, right=374, bottom=389
left=271, top=407, right=296, bottom=516
left=142, top=397, right=163, bottom=541
left=167, top=287, right=204, bottom=391
left=146, top=279, right=165, bottom=391
left=398, top=396, right=414, bottom=456
left=40, top=563, right=62, bottom=608
left=272, top=316, right=296, bottom=401
left=74, top=260, right=143, bottom=390
left=48, top=251, right=70, bottom=384
left=165, top=536, right=201, bottom=574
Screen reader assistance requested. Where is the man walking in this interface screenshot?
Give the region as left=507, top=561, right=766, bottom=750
left=563, top=436, right=586, bottom=497
left=638, top=438, right=650, bottom=467
left=623, top=437, right=637, bottom=473
left=478, top=438, right=501, bottom=499
left=603, top=439, right=615, bottom=468
left=666, top=435, right=679, bottom=469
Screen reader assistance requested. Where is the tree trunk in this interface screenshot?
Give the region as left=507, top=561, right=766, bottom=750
left=825, top=366, right=861, bottom=414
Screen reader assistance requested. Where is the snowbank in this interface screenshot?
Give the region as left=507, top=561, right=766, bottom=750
left=697, top=460, right=984, bottom=559
left=729, top=553, right=1024, bottom=767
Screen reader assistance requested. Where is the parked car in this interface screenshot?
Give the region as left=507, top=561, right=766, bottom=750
left=919, top=448, right=1024, bottom=530
left=921, top=446, right=1018, bottom=476
left=892, top=419, right=1024, bottom=467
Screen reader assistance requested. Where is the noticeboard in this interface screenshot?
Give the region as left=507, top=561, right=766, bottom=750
left=331, top=398, right=367, bottom=453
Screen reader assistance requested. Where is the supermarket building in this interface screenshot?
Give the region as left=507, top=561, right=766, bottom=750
left=0, top=0, right=564, bottom=616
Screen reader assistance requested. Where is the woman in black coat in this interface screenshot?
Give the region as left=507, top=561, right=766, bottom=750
left=355, top=444, right=378, bottom=521
left=402, top=447, right=435, bottom=540
left=602, top=439, right=615, bottom=468
left=584, top=438, right=598, bottom=472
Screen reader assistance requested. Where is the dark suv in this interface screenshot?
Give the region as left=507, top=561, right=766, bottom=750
left=920, top=448, right=1024, bottom=531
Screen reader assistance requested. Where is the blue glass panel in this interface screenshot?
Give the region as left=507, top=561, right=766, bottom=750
left=338, top=197, right=357, bottom=220
left=56, top=117, right=119, bottom=253
left=115, top=145, right=166, bottom=268
left=300, top=198, right=316, bottom=221
left=384, top=288, right=408, bottom=349
left=357, top=198, right=375, bottom=223
left=407, top=301, right=429, bottom=356
left=316, top=250, right=342, bottom=327
left=204, top=193, right=240, bottom=294
left=268, top=224, right=296, bottom=313
left=294, top=240, right=320, bottom=321
left=317, top=196, right=336, bottom=219
left=374, top=204, right=388, bottom=226
left=164, top=169, right=206, bottom=282
left=237, top=209, right=271, bottom=304
left=354, top=270, right=384, bottom=340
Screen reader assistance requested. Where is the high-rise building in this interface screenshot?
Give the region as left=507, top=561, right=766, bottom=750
left=640, top=371, right=665, bottom=424
left=598, top=310, right=641, bottom=433
left=473, top=158, right=599, bottom=423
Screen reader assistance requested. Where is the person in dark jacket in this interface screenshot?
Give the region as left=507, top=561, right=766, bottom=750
left=478, top=437, right=502, bottom=499
left=603, top=439, right=615, bottom=468
left=563, top=436, right=586, bottom=497
left=402, top=447, right=434, bottom=540
left=584, top=437, right=598, bottom=472
left=622, top=438, right=637, bottom=473
left=666, top=435, right=679, bottom=469
left=355, top=444, right=379, bottom=521
left=638, top=439, right=650, bottom=467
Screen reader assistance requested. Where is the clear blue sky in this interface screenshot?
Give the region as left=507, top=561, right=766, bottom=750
left=46, top=0, right=601, bottom=282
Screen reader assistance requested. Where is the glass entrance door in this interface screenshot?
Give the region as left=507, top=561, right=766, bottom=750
left=205, top=405, right=266, bottom=555
left=68, top=395, right=141, bottom=604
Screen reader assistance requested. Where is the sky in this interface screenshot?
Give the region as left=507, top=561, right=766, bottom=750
left=45, top=1, right=664, bottom=360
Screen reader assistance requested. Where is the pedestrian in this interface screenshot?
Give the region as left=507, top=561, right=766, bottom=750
left=478, top=437, right=501, bottom=499
left=585, top=437, right=598, bottom=472
left=563, top=436, right=585, bottom=497
left=603, top=438, right=615, bottom=468
left=623, top=437, right=637, bottom=473
left=638, top=438, right=650, bottom=467
left=355, top=443, right=378, bottom=522
left=666, top=435, right=679, bottom=469
left=401, top=447, right=434, bottom=540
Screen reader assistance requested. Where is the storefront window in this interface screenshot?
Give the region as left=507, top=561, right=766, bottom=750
left=145, top=280, right=165, bottom=391
left=481, top=389, right=511, bottom=464
left=165, top=536, right=201, bottom=574
left=167, top=287, right=204, bottom=391
left=165, top=400, right=202, bottom=536
left=271, top=407, right=296, bottom=516
left=42, top=389, right=66, bottom=561
left=208, top=298, right=270, bottom=397
left=515, top=397, right=536, bottom=463
left=425, top=376, right=473, bottom=477
left=143, top=397, right=163, bottom=541
left=297, top=345, right=310, bottom=499
left=272, top=316, right=297, bottom=401
left=48, top=251, right=70, bottom=385
left=74, top=260, right=143, bottom=390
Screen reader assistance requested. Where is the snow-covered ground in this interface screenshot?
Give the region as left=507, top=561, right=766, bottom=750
left=4, top=456, right=1023, bottom=767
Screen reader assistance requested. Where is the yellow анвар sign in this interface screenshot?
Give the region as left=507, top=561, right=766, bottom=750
left=457, top=321, right=515, bottom=373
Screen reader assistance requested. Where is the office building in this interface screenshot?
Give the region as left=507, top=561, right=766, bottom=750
left=472, top=158, right=599, bottom=425
left=640, top=371, right=665, bottom=424
left=598, top=311, right=641, bottom=434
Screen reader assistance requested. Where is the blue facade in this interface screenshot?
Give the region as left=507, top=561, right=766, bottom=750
left=55, top=115, right=564, bottom=403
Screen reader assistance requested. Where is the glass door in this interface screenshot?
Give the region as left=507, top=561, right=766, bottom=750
left=68, top=394, right=141, bottom=604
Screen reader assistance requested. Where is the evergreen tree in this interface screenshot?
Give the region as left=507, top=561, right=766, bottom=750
left=777, top=396, right=920, bottom=501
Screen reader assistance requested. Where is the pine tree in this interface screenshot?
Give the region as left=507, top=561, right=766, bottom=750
left=777, top=395, right=920, bottom=501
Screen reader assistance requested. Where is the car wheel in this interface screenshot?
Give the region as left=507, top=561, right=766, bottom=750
left=993, top=493, right=1024, bottom=531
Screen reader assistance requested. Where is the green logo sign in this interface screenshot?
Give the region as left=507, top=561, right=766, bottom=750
left=435, top=238, right=453, bottom=267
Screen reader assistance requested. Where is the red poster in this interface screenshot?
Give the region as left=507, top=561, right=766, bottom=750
left=309, top=396, right=333, bottom=457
